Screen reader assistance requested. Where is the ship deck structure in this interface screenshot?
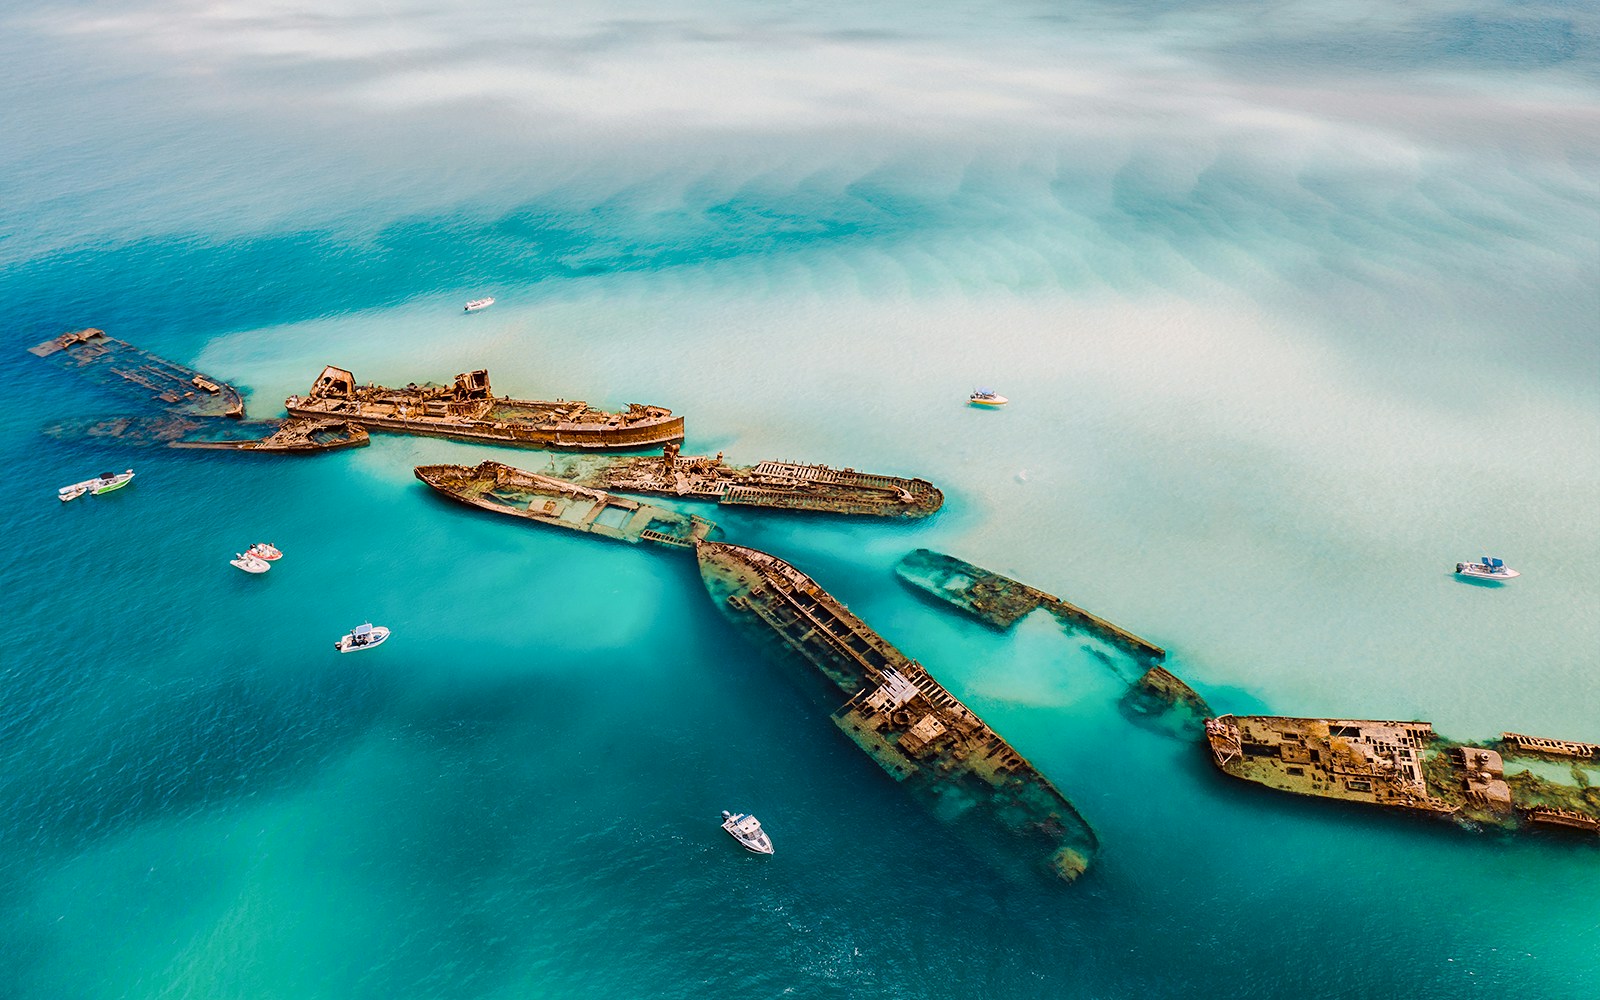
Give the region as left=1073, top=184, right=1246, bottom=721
left=551, top=443, right=943, bottom=518
left=1206, top=715, right=1600, bottom=836
left=46, top=415, right=369, bottom=453
left=29, top=328, right=245, bottom=418
left=416, top=461, right=717, bottom=549
left=287, top=366, right=683, bottom=452
left=697, top=540, right=1099, bottom=882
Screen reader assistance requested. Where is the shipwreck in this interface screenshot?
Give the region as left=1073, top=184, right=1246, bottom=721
left=46, top=415, right=368, bottom=453
left=894, top=548, right=1166, bottom=663
left=288, top=366, right=683, bottom=451
left=415, top=461, right=716, bottom=548
left=697, top=540, right=1099, bottom=881
left=29, top=328, right=244, bottom=418
left=550, top=443, right=943, bottom=518
left=1206, top=715, right=1600, bottom=837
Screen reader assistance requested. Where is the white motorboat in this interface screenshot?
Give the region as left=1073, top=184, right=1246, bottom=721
left=335, top=623, right=390, bottom=653
left=969, top=388, right=1008, bottom=407
left=59, top=469, right=135, bottom=501
left=230, top=553, right=271, bottom=574
left=720, top=810, right=774, bottom=855
left=1456, top=556, right=1520, bottom=581
left=464, top=297, right=495, bottom=312
left=247, top=542, right=283, bottom=561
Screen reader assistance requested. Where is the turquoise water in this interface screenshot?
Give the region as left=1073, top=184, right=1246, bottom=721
left=3, top=1, right=1598, bottom=996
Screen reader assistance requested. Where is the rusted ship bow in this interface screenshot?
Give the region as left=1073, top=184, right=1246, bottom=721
left=697, top=540, right=1098, bottom=881
left=288, top=366, right=683, bottom=451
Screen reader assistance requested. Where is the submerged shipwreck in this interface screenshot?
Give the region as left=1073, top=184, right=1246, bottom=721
left=553, top=443, right=943, bottom=518
left=415, top=461, right=716, bottom=549
left=287, top=366, right=684, bottom=451
left=46, top=415, right=368, bottom=453
left=697, top=540, right=1099, bottom=881
left=29, top=328, right=244, bottom=418
left=895, top=548, right=1166, bottom=663
left=28, top=328, right=367, bottom=454
left=1206, top=716, right=1600, bottom=837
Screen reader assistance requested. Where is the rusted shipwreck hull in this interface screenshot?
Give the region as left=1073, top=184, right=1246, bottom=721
left=46, top=415, right=368, bottom=453
left=416, top=461, right=716, bottom=548
left=553, top=443, right=943, bottom=518
left=697, top=540, right=1098, bottom=882
left=28, top=328, right=244, bottom=418
left=1206, top=715, right=1600, bottom=838
left=288, top=366, right=683, bottom=452
left=895, top=548, right=1165, bottom=662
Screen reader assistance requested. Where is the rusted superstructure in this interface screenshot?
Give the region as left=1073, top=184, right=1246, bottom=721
left=46, top=415, right=368, bottom=453
left=697, top=540, right=1098, bottom=881
left=287, top=366, right=683, bottom=451
left=416, top=461, right=716, bottom=548
left=1206, top=715, right=1600, bottom=837
left=29, top=328, right=244, bottom=418
left=894, top=548, right=1165, bottom=663
left=550, top=443, right=943, bottom=518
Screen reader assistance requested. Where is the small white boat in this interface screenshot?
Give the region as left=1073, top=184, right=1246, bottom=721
left=969, top=388, right=1008, bottom=407
left=247, top=543, right=283, bottom=561
left=464, top=297, right=495, bottom=312
left=230, top=553, right=271, bottom=574
left=1456, top=556, right=1520, bottom=581
left=720, top=810, right=774, bottom=855
left=59, top=469, right=135, bottom=501
left=335, top=623, right=390, bottom=653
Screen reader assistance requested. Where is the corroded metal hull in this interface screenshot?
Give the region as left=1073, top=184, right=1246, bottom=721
left=416, top=461, right=716, bottom=548
left=552, top=445, right=943, bottom=518
left=1206, top=714, right=1600, bottom=837
left=697, top=540, right=1099, bottom=881
left=46, top=415, right=368, bottom=453
left=894, top=548, right=1165, bottom=662
left=287, top=366, right=683, bottom=452
left=29, top=328, right=244, bottom=418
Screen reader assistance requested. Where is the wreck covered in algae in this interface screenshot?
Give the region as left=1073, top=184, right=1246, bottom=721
left=553, top=443, right=943, bottom=518
left=697, top=540, right=1099, bottom=881
left=416, top=461, right=716, bottom=549
left=46, top=415, right=368, bottom=453
left=288, top=366, right=683, bottom=451
left=1206, top=715, right=1600, bottom=837
left=895, top=548, right=1165, bottom=663
left=29, top=328, right=244, bottom=418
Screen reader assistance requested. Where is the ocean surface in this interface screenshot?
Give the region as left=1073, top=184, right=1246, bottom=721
left=2, top=1, right=1597, bottom=996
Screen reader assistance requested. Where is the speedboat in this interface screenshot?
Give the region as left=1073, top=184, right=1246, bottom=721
left=230, top=553, right=271, bottom=574
left=1456, top=556, right=1520, bottom=581
left=59, top=469, right=135, bottom=501
left=969, top=388, right=1008, bottom=407
left=464, top=297, right=495, bottom=312
left=335, top=623, right=390, bottom=653
left=720, top=810, right=774, bottom=855
left=91, top=470, right=135, bottom=494
left=247, top=543, right=283, bottom=561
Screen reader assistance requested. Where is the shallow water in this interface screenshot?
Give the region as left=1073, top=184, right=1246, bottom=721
left=2, top=1, right=1597, bottom=997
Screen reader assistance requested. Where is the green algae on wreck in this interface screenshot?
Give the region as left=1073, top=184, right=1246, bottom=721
left=698, top=540, right=1098, bottom=882
left=1206, top=716, right=1600, bottom=837
left=416, top=461, right=717, bottom=548
left=894, top=548, right=1165, bottom=662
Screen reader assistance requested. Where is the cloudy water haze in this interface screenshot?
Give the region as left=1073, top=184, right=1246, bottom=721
left=1, top=1, right=1597, bottom=997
